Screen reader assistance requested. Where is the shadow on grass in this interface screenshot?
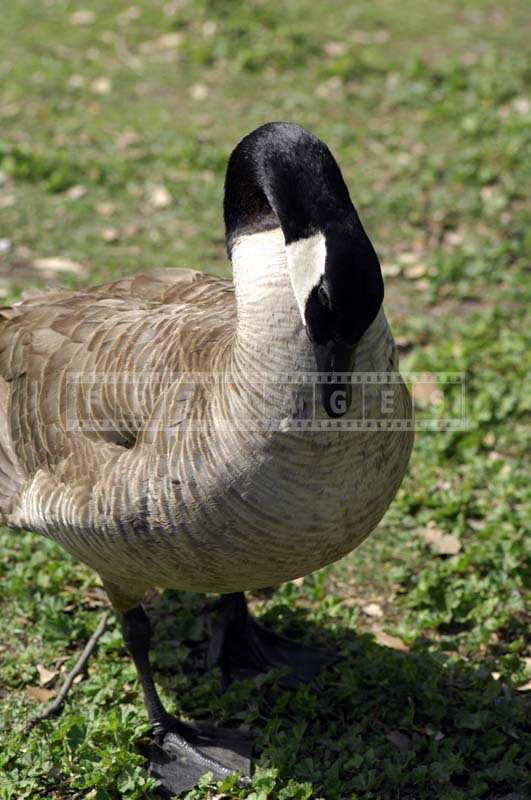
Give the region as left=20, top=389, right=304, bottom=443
left=145, top=590, right=529, bottom=800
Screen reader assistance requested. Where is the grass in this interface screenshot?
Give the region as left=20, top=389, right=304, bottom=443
left=0, top=0, right=530, bottom=798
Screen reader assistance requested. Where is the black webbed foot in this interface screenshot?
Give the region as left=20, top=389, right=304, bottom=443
left=206, top=593, right=339, bottom=689
left=122, top=605, right=252, bottom=796
left=146, top=715, right=252, bottom=797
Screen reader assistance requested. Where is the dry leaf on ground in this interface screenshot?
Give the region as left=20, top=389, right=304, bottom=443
left=26, top=686, right=56, bottom=703
left=140, top=33, right=183, bottom=53
left=32, top=257, right=87, bottom=277
left=81, top=586, right=110, bottom=609
left=413, top=375, right=444, bottom=408
left=324, top=41, right=348, bottom=57
left=382, top=263, right=401, bottom=278
left=64, top=185, right=87, bottom=200
left=91, top=77, right=112, bottom=95
left=147, top=185, right=172, bottom=209
left=421, top=524, right=461, bottom=555
left=363, top=602, right=383, bottom=618
left=190, top=84, right=208, bottom=100
left=102, top=227, right=119, bottom=243
left=70, top=9, right=95, bottom=25
left=404, top=264, right=427, bottom=279
left=425, top=726, right=445, bottom=741
left=37, top=664, right=58, bottom=686
left=397, top=251, right=419, bottom=265
left=373, top=630, right=409, bottom=652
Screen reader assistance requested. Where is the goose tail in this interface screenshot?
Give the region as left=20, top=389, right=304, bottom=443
left=0, top=309, right=25, bottom=520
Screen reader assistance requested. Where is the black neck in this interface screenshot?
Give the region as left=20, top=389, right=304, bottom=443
left=224, top=122, right=384, bottom=343
left=224, top=122, right=358, bottom=255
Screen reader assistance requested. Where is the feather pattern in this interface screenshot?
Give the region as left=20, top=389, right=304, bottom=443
left=0, top=228, right=413, bottom=609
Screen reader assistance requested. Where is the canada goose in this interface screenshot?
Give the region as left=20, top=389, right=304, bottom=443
left=0, top=122, right=413, bottom=794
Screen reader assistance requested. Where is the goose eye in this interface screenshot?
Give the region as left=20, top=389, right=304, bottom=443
left=317, top=282, right=331, bottom=310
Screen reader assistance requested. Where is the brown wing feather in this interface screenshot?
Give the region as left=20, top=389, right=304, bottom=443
left=0, top=268, right=235, bottom=524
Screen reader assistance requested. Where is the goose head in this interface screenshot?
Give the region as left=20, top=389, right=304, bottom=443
left=224, top=122, right=384, bottom=418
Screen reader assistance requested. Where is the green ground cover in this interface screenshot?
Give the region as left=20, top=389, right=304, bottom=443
left=0, top=1, right=529, bottom=798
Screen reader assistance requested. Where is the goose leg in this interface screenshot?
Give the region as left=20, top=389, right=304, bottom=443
left=206, top=593, right=338, bottom=689
left=122, top=606, right=252, bottom=796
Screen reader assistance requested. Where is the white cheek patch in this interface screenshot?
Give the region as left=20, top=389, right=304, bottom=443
left=285, top=232, right=327, bottom=323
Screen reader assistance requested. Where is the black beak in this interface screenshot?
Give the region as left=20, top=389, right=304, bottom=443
left=312, top=340, right=357, bottom=418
